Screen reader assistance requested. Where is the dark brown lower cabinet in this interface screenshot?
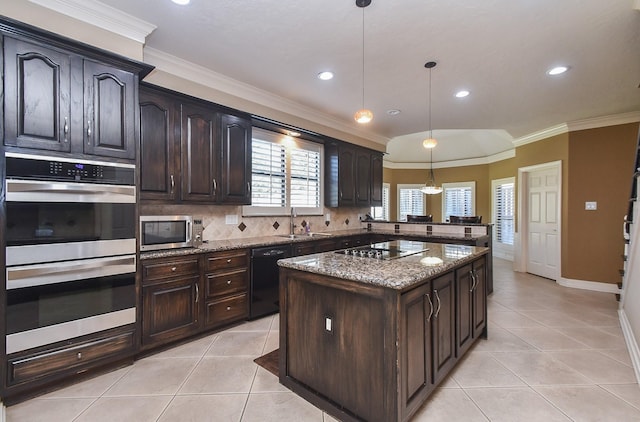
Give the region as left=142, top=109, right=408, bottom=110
left=4, top=326, right=136, bottom=404
left=280, top=253, right=488, bottom=422
left=456, top=256, right=488, bottom=356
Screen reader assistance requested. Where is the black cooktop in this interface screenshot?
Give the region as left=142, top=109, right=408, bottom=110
left=336, top=241, right=429, bottom=260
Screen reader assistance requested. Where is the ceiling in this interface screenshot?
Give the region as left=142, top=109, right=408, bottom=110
left=92, top=0, right=640, bottom=165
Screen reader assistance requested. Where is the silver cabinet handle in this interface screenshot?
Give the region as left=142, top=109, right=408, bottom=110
left=227, top=280, right=232, bottom=285
left=171, top=267, right=177, bottom=272
left=87, top=120, right=91, bottom=139
left=226, top=306, right=231, bottom=311
left=212, top=178, right=217, bottom=193
left=434, top=290, right=442, bottom=318
left=170, top=174, right=175, bottom=194
left=470, top=270, right=476, bottom=292
left=64, top=117, right=69, bottom=142
left=77, top=352, right=82, bottom=360
left=247, top=182, right=251, bottom=194
left=426, top=293, right=434, bottom=322
left=226, top=259, right=232, bottom=263
left=195, top=283, right=199, bottom=303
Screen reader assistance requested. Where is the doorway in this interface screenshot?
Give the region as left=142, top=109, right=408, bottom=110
left=516, top=161, right=562, bottom=280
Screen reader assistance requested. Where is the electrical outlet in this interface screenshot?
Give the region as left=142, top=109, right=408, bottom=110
left=325, top=213, right=331, bottom=222
left=585, top=201, right=597, bottom=211
left=225, top=214, right=238, bottom=224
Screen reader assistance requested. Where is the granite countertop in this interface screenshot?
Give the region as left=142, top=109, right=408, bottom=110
left=277, top=240, right=489, bottom=290
left=139, top=229, right=488, bottom=260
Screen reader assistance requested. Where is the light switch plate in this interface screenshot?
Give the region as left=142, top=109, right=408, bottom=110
left=585, top=201, right=597, bottom=211
left=325, top=213, right=331, bottom=222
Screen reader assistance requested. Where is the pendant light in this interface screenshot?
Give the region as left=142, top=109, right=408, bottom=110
left=354, top=0, right=373, bottom=124
left=420, top=61, right=443, bottom=195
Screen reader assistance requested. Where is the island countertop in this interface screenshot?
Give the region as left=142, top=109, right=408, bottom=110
left=277, top=239, right=489, bottom=290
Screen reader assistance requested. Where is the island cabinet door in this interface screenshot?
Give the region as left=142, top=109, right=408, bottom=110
left=456, top=256, right=488, bottom=356
left=400, top=282, right=433, bottom=420
left=431, top=271, right=457, bottom=385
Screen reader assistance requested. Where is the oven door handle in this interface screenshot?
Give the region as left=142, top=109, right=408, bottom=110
left=6, top=255, right=136, bottom=289
left=6, top=180, right=136, bottom=203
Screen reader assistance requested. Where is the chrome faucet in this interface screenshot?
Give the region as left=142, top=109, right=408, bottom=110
left=290, top=207, right=297, bottom=235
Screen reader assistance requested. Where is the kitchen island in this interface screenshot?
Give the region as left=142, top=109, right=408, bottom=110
left=278, top=240, right=489, bottom=422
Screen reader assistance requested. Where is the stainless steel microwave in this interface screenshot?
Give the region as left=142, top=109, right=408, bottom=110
left=140, top=215, right=203, bottom=251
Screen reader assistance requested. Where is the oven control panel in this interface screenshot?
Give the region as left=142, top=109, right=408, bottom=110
left=5, top=153, right=135, bottom=185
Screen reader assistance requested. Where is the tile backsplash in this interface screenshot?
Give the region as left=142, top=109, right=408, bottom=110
left=139, top=204, right=370, bottom=242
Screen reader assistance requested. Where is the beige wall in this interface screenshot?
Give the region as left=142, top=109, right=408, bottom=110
left=385, top=124, right=639, bottom=285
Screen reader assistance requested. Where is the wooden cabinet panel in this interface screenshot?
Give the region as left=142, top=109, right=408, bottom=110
left=181, top=102, right=218, bottom=202
left=204, top=249, right=249, bottom=272
left=3, top=37, right=72, bottom=152
left=325, top=141, right=383, bottom=208
left=401, top=282, right=433, bottom=419
left=456, top=257, right=487, bottom=356
left=432, top=271, right=456, bottom=384
left=139, top=86, right=180, bottom=201
left=83, top=60, right=136, bottom=159
left=219, top=113, right=252, bottom=204
left=204, top=293, right=248, bottom=326
left=205, top=268, right=248, bottom=299
left=141, top=258, right=200, bottom=282
left=8, top=329, right=134, bottom=385
left=141, top=275, right=200, bottom=347
left=356, top=150, right=371, bottom=206
left=371, top=153, right=384, bottom=206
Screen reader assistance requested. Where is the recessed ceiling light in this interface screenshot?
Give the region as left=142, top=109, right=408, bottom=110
left=172, top=0, right=190, bottom=4
left=547, top=66, right=569, bottom=76
left=455, top=90, right=470, bottom=98
left=287, top=131, right=301, bottom=137
left=387, top=109, right=401, bottom=116
left=317, top=71, right=334, bottom=81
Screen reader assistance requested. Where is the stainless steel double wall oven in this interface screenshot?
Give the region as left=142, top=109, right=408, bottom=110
left=4, top=152, right=136, bottom=354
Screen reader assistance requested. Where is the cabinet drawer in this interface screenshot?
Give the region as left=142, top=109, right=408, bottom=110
left=205, top=250, right=248, bottom=272
left=8, top=330, right=134, bottom=385
left=205, top=269, right=248, bottom=299
left=142, top=258, right=200, bottom=282
left=205, top=293, right=248, bottom=326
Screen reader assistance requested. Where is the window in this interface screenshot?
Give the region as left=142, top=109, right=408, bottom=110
left=243, top=128, right=323, bottom=216
left=397, top=184, right=425, bottom=222
left=442, top=182, right=476, bottom=222
left=371, top=183, right=390, bottom=220
left=492, top=178, right=515, bottom=246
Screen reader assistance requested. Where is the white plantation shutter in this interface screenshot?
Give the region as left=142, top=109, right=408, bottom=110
left=290, top=147, right=321, bottom=208
left=442, top=182, right=475, bottom=222
left=398, top=185, right=424, bottom=221
left=494, top=182, right=514, bottom=245
left=245, top=128, right=323, bottom=215
left=371, top=183, right=390, bottom=220
left=251, top=138, right=286, bottom=207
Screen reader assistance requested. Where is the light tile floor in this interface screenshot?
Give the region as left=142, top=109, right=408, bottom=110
left=7, top=258, right=640, bottom=421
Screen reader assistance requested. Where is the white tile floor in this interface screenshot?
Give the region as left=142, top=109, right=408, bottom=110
left=7, top=258, right=640, bottom=421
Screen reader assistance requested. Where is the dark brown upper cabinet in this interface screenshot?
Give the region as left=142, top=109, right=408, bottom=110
left=325, top=140, right=383, bottom=207
left=3, top=38, right=72, bottom=153
left=139, top=87, right=181, bottom=201
left=218, top=113, right=252, bottom=204
left=139, top=84, right=252, bottom=205
left=2, top=29, right=149, bottom=161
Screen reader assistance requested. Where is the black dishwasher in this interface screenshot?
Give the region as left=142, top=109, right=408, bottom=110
left=250, top=245, right=291, bottom=319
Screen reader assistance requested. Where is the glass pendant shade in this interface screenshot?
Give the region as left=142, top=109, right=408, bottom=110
left=423, top=138, right=437, bottom=149
left=354, top=109, right=373, bottom=123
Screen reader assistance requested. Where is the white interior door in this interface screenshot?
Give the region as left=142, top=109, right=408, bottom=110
left=526, top=166, right=560, bottom=279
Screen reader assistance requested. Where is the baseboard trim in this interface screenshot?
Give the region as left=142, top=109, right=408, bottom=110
left=619, top=309, right=640, bottom=384
left=558, top=277, right=621, bottom=294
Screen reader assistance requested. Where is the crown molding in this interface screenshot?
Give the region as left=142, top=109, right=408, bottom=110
left=144, top=47, right=390, bottom=146
left=566, top=111, right=640, bottom=132
left=513, top=123, right=568, bottom=147
left=28, top=0, right=156, bottom=43
left=383, top=148, right=515, bottom=169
